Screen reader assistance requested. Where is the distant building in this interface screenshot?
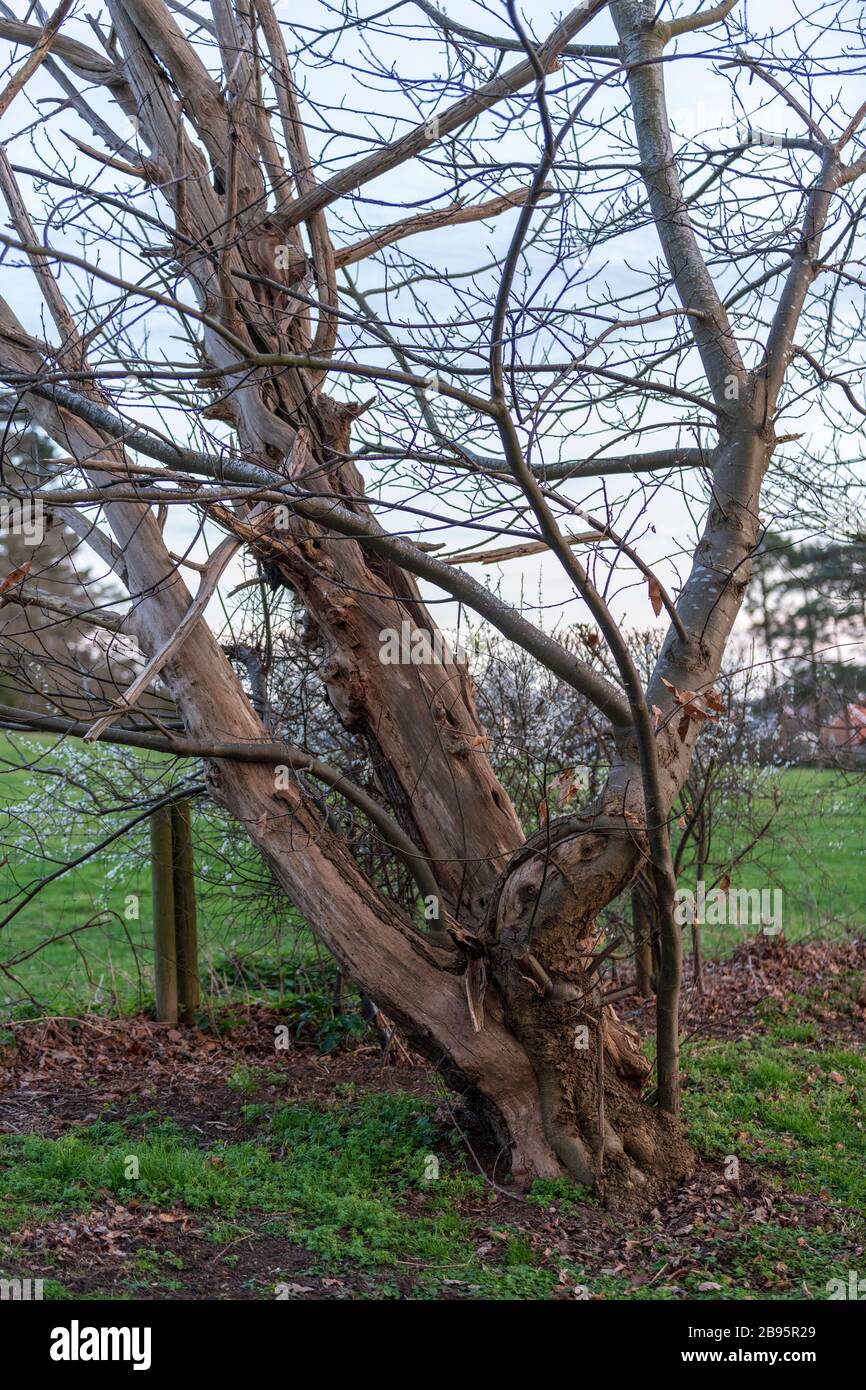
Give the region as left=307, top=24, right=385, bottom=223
left=775, top=700, right=866, bottom=765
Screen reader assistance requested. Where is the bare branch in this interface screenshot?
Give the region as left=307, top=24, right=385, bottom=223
left=412, top=0, right=619, bottom=59
left=657, top=0, right=738, bottom=41
left=0, top=586, right=125, bottom=632
left=0, top=14, right=119, bottom=86
left=84, top=535, right=242, bottom=742
left=334, top=186, right=557, bottom=269
left=0, top=0, right=71, bottom=121
left=274, top=1, right=610, bottom=232
left=610, top=1, right=746, bottom=404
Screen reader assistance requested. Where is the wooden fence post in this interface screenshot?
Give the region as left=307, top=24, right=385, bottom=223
left=150, top=804, right=178, bottom=1024
left=171, top=798, right=200, bottom=1023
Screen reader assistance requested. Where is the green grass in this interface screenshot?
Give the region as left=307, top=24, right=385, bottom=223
left=1, top=1009, right=863, bottom=1300
left=682, top=986, right=866, bottom=1212
left=0, top=733, right=311, bottom=1016
left=0, top=1092, right=570, bottom=1299
left=688, top=768, right=866, bottom=954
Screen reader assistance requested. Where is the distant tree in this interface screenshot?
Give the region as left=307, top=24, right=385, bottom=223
left=748, top=531, right=866, bottom=704
left=0, top=407, right=124, bottom=713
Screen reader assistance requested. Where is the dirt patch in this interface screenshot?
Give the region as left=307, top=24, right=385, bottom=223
left=4, top=940, right=861, bottom=1143
left=11, top=1201, right=403, bottom=1299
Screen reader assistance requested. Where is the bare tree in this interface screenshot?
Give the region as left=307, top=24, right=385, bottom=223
left=0, top=0, right=863, bottom=1196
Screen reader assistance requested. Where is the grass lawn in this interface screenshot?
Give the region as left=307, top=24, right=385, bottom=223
left=697, top=767, right=866, bottom=953
left=1, top=733, right=864, bottom=1016
left=1, top=720, right=864, bottom=1301
left=0, top=732, right=309, bottom=1018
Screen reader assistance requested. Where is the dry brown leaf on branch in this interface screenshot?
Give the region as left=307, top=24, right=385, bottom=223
left=548, top=768, right=579, bottom=806
left=660, top=675, right=697, bottom=705
left=661, top=676, right=724, bottom=740
left=647, top=576, right=663, bottom=617
left=0, top=560, right=32, bottom=594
